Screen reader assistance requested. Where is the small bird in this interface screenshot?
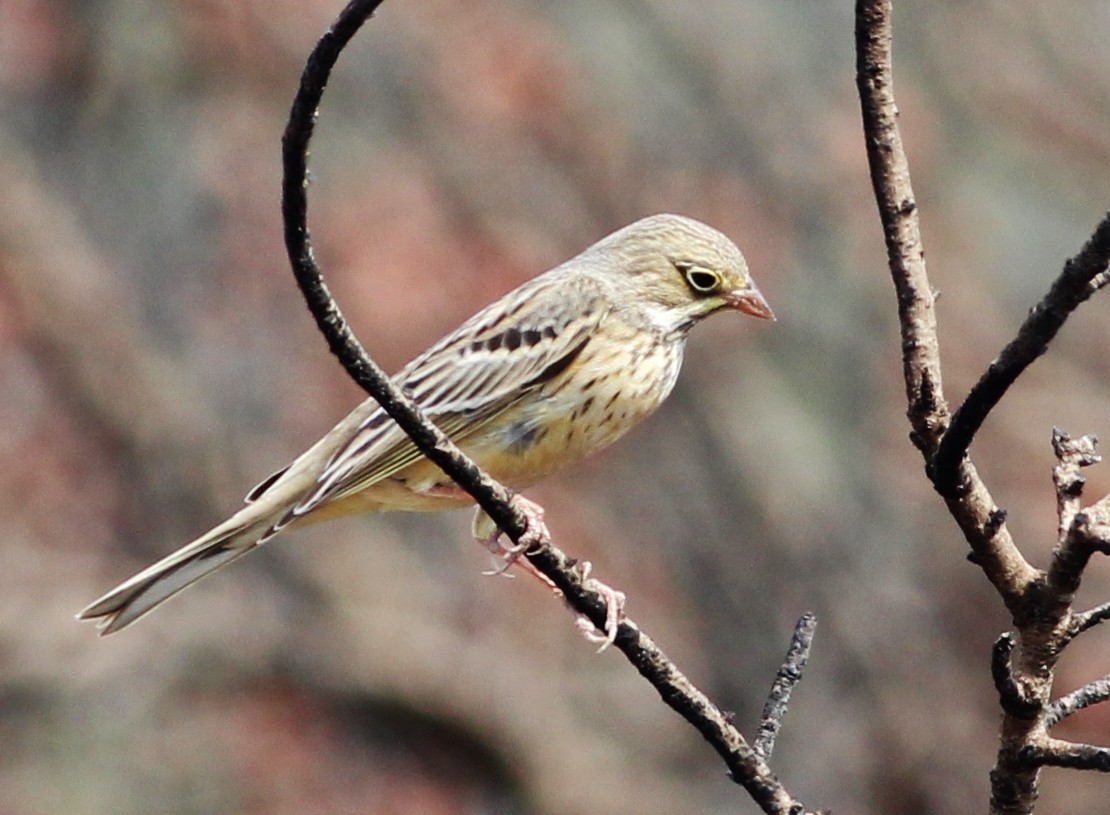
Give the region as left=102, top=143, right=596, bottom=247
left=80, top=213, right=773, bottom=634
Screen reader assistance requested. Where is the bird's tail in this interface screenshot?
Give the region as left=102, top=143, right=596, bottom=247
left=79, top=501, right=287, bottom=636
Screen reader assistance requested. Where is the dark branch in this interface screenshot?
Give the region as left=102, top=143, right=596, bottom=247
left=991, top=634, right=1041, bottom=720
left=1072, top=600, right=1110, bottom=636
left=1048, top=509, right=1110, bottom=608
left=755, top=613, right=817, bottom=761
left=1045, top=676, right=1110, bottom=729
left=932, top=213, right=1110, bottom=485
left=851, top=2, right=1110, bottom=810
left=1019, top=740, right=1110, bottom=772
left=281, top=0, right=531, bottom=547
left=279, top=2, right=816, bottom=813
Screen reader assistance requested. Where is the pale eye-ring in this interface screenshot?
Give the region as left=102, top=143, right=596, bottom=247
left=678, top=263, right=722, bottom=294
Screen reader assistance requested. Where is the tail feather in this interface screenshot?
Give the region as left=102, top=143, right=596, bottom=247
left=79, top=513, right=275, bottom=635
left=81, top=417, right=349, bottom=635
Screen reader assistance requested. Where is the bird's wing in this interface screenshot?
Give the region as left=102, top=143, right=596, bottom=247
left=284, top=273, right=608, bottom=518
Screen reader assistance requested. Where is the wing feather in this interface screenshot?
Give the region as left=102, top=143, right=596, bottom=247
left=290, top=273, right=607, bottom=515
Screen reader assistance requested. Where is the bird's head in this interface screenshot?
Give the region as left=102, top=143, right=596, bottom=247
left=592, top=213, right=774, bottom=333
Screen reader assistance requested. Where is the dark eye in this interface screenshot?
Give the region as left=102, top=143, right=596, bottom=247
left=678, top=263, right=722, bottom=293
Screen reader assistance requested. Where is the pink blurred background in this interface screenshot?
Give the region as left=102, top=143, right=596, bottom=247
left=1, top=1, right=1108, bottom=813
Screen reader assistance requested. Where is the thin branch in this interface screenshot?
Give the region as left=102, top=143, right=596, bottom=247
left=1051, top=429, right=1101, bottom=543
left=991, top=634, right=1041, bottom=720
left=1072, top=600, right=1110, bottom=636
left=1048, top=505, right=1110, bottom=607
left=1044, top=432, right=1110, bottom=611
left=855, top=0, right=1038, bottom=615
left=1045, top=676, right=1110, bottom=728
left=755, top=612, right=818, bottom=761
left=281, top=0, right=532, bottom=545
left=280, top=2, right=817, bottom=813
left=854, top=0, right=945, bottom=455
left=932, top=214, right=1110, bottom=486
left=1020, top=739, right=1110, bottom=772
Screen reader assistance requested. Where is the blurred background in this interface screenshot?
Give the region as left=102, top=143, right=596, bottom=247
left=1, top=1, right=1108, bottom=813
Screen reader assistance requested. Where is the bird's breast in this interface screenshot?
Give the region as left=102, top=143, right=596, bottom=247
left=464, top=326, right=686, bottom=489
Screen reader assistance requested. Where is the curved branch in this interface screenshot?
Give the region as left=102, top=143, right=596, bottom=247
left=991, top=634, right=1041, bottom=720
left=854, top=0, right=1038, bottom=614
left=932, top=214, right=1110, bottom=485
left=279, top=2, right=816, bottom=813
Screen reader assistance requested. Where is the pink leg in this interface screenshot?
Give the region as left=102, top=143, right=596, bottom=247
left=471, top=499, right=625, bottom=651
left=473, top=495, right=550, bottom=576
left=572, top=561, right=627, bottom=651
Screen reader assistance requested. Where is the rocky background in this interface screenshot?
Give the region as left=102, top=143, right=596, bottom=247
left=1, top=1, right=1108, bottom=813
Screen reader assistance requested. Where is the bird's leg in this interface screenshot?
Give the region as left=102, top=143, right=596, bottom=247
left=471, top=495, right=549, bottom=576
left=572, top=560, right=626, bottom=651
left=471, top=503, right=626, bottom=650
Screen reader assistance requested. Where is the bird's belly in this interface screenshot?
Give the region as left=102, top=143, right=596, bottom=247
left=467, top=334, right=685, bottom=488
left=321, top=334, right=684, bottom=513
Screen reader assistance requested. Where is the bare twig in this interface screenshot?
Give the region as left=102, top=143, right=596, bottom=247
left=1019, top=739, right=1110, bottom=772
left=280, top=2, right=817, bottom=813
left=755, top=612, right=817, bottom=761
left=1050, top=504, right=1110, bottom=606
left=933, top=215, right=1110, bottom=487
left=855, top=2, right=1110, bottom=813
left=855, top=0, right=1038, bottom=615
left=1052, top=430, right=1101, bottom=540
left=1045, top=431, right=1110, bottom=613
left=1045, top=675, right=1110, bottom=728
left=1072, top=600, right=1110, bottom=635
left=991, top=634, right=1041, bottom=720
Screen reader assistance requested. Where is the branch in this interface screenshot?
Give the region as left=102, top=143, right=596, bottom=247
left=280, top=2, right=817, bottom=813
left=755, top=612, right=818, bottom=761
left=1049, top=499, right=1110, bottom=608
left=1045, top=432, right=1110, bottom=613
left=855, top=0, right=1038, bottom=615
left=1019, top=739, right=1110, bottom=773
left=1052, top=429, right=1102, bottom=544
left=1072, top=600, right=1110, bottom=636
left=852, top=3, right=1110, bottom=812
left=854, top=0, right=945, bottom=455
left=1045, top=676, right=1110, bottom=729
left=991, top=634, right=1041, bottom=720
left=932, top=215, right=1110, bottom=486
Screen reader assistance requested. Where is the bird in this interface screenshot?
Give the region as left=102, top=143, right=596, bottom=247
left=80, top=213, right=774, bottom=635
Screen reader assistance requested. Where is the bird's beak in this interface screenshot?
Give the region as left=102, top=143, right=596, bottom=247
left=725, top=285, right=775, bottom=321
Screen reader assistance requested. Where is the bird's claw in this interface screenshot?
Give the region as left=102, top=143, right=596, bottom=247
left=572, top=560, right=626, bottom=652
left=472, top=500, right=625, bottom=651
left=476, top=495, right=549, bottom=575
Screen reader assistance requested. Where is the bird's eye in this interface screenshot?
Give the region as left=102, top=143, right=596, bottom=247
left=678, top=263, right=722, bottom=294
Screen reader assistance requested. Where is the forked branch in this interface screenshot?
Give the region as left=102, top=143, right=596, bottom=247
left=855, top=1, right=1110, bottom=813
left=855, top=0, right=1038, bottom=613
left=279, top=1, right=819, bottom=812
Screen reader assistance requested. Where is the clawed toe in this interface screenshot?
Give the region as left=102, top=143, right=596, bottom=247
left=573, top=560, right=626, bottom=651
left=472, top=495, right=550, bottom=575
left=470, top=500, right=624, bottom=651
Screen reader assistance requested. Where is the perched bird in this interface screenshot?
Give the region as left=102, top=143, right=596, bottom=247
left=80, top=213, right=773, bottom=634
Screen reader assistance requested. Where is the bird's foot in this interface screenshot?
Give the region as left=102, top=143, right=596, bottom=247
left=571, top=560, right=626, bottom=652
left=473, top=495, right=549, bottom=576
left=471, top=500, right=624, bottom=651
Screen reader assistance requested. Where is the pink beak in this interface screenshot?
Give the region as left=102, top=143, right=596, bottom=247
left=725, top=285, right=775, bottom=321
